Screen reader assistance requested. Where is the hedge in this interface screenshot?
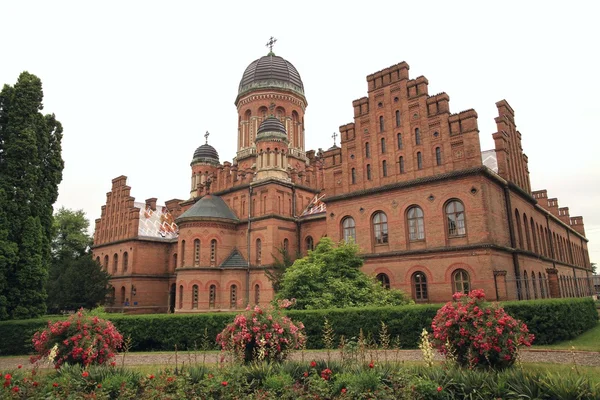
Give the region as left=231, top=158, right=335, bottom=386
left=0, top=298, right=596, bottom=355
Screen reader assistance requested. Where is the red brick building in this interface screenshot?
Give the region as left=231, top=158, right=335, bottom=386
left=92, top=52, right=592, bottom=313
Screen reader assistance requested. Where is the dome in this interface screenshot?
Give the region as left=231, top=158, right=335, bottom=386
left=257, top=116, right=286, bottom=135
left=237, top=54, right=304, bottom=100
left=192, top=143, right=219, bottom=164
left=176, top=195, right=238, bottom=223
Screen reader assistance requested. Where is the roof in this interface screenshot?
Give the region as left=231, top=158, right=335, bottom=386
left=220, top=248, right=247, bottom=268
left=238, top=54, right=304, bottom=99
left=301, top=194, right=327, bottom=217
left=176, top=195, right=238, bottom=222
left=192, top=143, right=219, bottom=164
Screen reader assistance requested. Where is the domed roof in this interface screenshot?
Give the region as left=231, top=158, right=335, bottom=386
left=238, top=54, right=304, bottom=100
left=176, top=195, right=238, bottom=223
left=257, top=116, right=286, bottom=135
left=192, top=144, right=219, bottom=164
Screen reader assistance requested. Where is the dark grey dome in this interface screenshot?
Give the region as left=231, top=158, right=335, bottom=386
left=257, top=116, right=286, bottom=135
left=176, top=195, right=238, bottom=222
left=238, top=54, right=304, bottom=99
left=192, top=144, right=219, bottom=163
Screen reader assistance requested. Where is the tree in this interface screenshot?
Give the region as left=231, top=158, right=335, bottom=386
left=0, top=72, right=64, bottom=319
left=264, top=246, right=295, bottom=293
left=46, top=208, right=110, bottom=314
left=592, top=263, right=597, bottom=275
left=275, top=238, right=411, bottom=310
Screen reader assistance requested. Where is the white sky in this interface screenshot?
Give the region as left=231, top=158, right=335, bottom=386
left=1, top=1, right=599, bottom=265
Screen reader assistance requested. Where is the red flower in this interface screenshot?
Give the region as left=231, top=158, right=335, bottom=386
left=368, top=362, right=374, bottom=368
left=148, top=374, right=155, bottom=380
left=341, top=388, right=347, bottom=393
left=4, top=374, right=11, bottom=380
left=303, top=371, right=309, bottom=377
left=53, top=382, right=59, bottom=387
left=97, top=384, right=102, bottom=388
left=17, top=365, right=22, bottom=369
left=110, top=361, right=116, bottom=367
left=221, top=381, right=228, bottom=386
left=310, top=361, right=317, bottom=368
left=166, top=377, right=174, bottom=383
left=33, top=381, right=39, bottom=387
left=437, top=386, right=442, bottom=392
left=82, top=371, right=89, bottom=377
left=12, top=386, right=19, bottom=393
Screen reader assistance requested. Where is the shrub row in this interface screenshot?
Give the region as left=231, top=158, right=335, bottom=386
left=0, top=298, right=596, bottom=355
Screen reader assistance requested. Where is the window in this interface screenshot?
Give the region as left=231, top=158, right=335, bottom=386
left=306, top=236, right=314, bottom=252
left=230, top=285, right=237, bottom=309
left=342, top=217, right=356, bottom=243
left=412, top=272, right=428, bottom=301
left=539, top=272, right=546, bottom=298
left=446, top=200, right=466, bottom=237
left=397, top=133, right=403, bottom=149
left=435, top=147, right=442, bottom=166
left=113, top=254, right=118, bottom=273
left=283, top=238, right=289, bottom=253
left=121, top=286, right=126, bottom=305
left=178, top=285, right=183, bottom=309
left=399, top=156, right=405, bottom=173
left=254, top=284, right=260, bottom=305
left=367, top=164, right=372, bottom=180
left=192, top=285, right=198, bottom=309
left=381, top=138, right=386, bottom=153
left=417, top=152, right=423, bottom=170
left=452, top=269, right=470, bottom=294
left=351, top=168, right=356, bottom=184
left=194, top=239, right=200, bottom=266
left=515, top=209, right=524, bottom=248
left=395, top=110, right=401, bottom=127
left=123, top=252, right=129, bottom=273
left=415, top=128, right=421, bottom=145
left=523, top=271, right=530, bottom=300
left=210, top=239, right=217, bottom=265
left=372, top=212, right=389, bottom=244
left=379, top=116, right=384, bottom=132
left=377, top=273, right=390, bottom=289
left=104, top=255, right=109, bottom=270
left=407, top=206, right=425, bottom=241
left=382, top=160, right=388, bottom=177
left=531, top=271, right=538, bottom=299
left=209, top=285, right=216, bottom=309
left=256, top=239, right=262, bottom=265
left=180, top=240, right=185, bottom=267
left=365, top=142, right=370, bottom=158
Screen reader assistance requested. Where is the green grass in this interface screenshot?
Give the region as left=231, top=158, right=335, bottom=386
left=533, top=322, right=600, bottom=352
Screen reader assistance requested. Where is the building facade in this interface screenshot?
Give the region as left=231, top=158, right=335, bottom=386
left=92, top=52, right=592, bottom=313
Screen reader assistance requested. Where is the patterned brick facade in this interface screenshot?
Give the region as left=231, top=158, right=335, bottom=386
left=92, top=54, right=591, bottom=313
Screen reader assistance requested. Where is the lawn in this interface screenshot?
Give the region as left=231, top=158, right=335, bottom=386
left=533, top=322, right=600, bottom=352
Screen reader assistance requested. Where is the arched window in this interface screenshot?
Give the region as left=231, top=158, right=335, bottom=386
left=209, top=285, right=216, bottom=309
left=539, top=272, right=546, bottom=298
left=531, top=271, right=538, bottom=299
left=173, top=253, right=177, bottom=270
left=523, top=214, right=531, bottom=251
left=342, top=217, right=356, bottom=243
left=194, top=239, right=200, bottom=266
left=110, top=286, right=116, bottom=305
left=435, top=147, right=442, bottom=166
left=376, top=273, right=390, bottom=289
left=395, top=110, right=401, bottom=127
left=415, top=128, right=421, bottom=145
left=178, top=285, right=183, bottom=309
left=397, top=133, right=403, bottom=149
left=351, top=168, right=356, bottom=184
left=407, top=206, right=425, bottom=241
left=381, top=138, right=386, bottom=153
left=530, top=217, right=538, bottom=253
left=123, top=252, right=129, bottom=273
left=104, top=255, right=109, bottom=270
left=452, top=269, right=470, bottom=294
left=305, top=236, right=314, bottom=252
left=446, top=200, right=466, bottom=237
left=382, top=160, right=388, bottom=177
left=256, top=239, right=262, bottom=265
left=113, top=254, right=118, bottom=273
left=379, top=116, right=384, bottom=132
left=399, top=156, right=405, bottom=173
left=121, top=286, right=126, bottom=305
left=283, top=238, right=289, bottom=253
left=230, top=285, right=237, bottom=309
left=210, top=239, right=217, bottom=265
left=417, top=152, right=423, bottom=170
left=412, top=272, right=428, bottom=301
left=372, top=212, right=389, bottom=244
left=523, top=270, right=530, bottom=300
left=181, top=240, right=186, bottom=267
left=365, top=142, right=370, bottom=158
left=515, top=209, right=524, bottom=248
left=96, top=256, right=101, bottom=265
left=366, top=164, right=372, bottom=180
left=254, top=284, right=260, bottom=305
left=192, top=285, right=199, bottom=309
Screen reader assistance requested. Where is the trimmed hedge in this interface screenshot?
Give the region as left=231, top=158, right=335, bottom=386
left=0, top=298, right=597, bottom=355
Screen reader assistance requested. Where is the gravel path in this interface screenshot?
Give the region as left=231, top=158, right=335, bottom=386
left=2, top=349, right=599, bottom=371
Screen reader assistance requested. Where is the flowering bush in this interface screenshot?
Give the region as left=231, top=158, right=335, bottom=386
left=431, top=289, right=534, bottom=369
left=216, top=300, right=306, bottom=363
left=30, top=309, right=123, bottom=368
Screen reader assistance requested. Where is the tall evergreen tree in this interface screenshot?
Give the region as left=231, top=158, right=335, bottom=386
left=0, top=72, right=63, bottom=319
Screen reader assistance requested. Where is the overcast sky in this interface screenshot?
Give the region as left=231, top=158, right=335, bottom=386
left=1, top=1, right=599, bottom=265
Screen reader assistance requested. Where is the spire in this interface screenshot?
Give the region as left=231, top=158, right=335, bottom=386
left=266, top=36, right=277, bottom=55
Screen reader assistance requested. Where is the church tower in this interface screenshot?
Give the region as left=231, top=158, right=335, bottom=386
left=234, top=38, right=307, bottom=177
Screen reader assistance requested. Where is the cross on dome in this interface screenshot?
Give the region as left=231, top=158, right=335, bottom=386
left=266, top=36, right=277, bottom=54
left=204, top=131, right=210, bottom=144
left=332, top=132, right=338, bottom=146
